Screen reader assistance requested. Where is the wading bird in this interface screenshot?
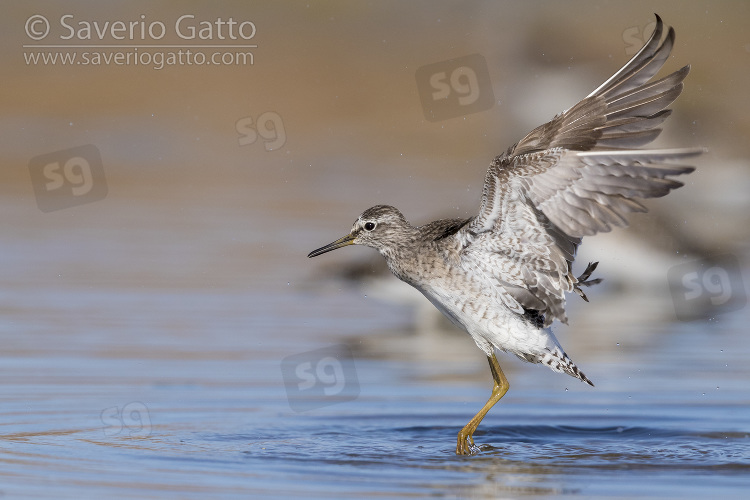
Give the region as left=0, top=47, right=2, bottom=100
left=308, top=15, right=700, bottom=454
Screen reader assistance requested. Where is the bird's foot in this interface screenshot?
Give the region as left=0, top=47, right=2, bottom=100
left=456, top=432, right=480, bottom=455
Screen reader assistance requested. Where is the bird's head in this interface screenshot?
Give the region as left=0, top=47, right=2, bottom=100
left=308, top=205, right=413, bottom=258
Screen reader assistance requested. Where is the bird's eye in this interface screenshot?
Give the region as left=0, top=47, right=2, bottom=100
left=364, top=222, right=376, bottom=231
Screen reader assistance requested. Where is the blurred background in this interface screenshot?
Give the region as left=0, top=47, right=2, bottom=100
left=1, top=1, right=749, bottom=498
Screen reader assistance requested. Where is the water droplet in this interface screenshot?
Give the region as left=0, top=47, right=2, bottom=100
left=616, top=343, right=620, bottom=346
left=565, top=388, right=568, bottom=392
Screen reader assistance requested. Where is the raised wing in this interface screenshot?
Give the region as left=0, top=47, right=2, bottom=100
left=458, top=15, right=701, bottom=326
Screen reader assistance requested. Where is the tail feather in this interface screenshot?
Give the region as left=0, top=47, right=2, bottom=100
left=540, top=347, right=594, bottom=386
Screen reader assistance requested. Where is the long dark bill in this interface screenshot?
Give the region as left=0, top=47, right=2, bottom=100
left=307, top=233, right=356, bottom=258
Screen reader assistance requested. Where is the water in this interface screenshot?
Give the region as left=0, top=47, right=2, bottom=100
left=1, top=187, right=749, bottom=499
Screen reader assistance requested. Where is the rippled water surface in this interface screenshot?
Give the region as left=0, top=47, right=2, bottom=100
left=1, top=186, right=749, bottom=498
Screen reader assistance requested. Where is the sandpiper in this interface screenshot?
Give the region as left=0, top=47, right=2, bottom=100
left=309, top=15, right=701, bottom=455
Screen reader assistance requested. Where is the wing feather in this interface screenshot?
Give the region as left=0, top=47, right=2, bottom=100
left=458, top=15, right=701, bottom=326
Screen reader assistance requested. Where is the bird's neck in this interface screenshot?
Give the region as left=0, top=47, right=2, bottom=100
left=379, top=232, right=421, bottom=285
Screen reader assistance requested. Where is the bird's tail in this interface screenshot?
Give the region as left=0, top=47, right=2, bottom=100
left=574, top=261, right=602, bottom=302
left=540, top=347, right=595, bottom=386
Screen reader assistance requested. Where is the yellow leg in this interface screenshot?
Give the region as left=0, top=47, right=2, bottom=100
left=456, top=353, right=509, bottom=455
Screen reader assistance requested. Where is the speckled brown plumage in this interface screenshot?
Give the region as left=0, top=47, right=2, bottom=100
left=308, top=15, right=701, bottom=454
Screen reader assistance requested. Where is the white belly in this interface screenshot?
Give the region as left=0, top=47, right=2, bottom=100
left=415, top=282, right=564, bottom=362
